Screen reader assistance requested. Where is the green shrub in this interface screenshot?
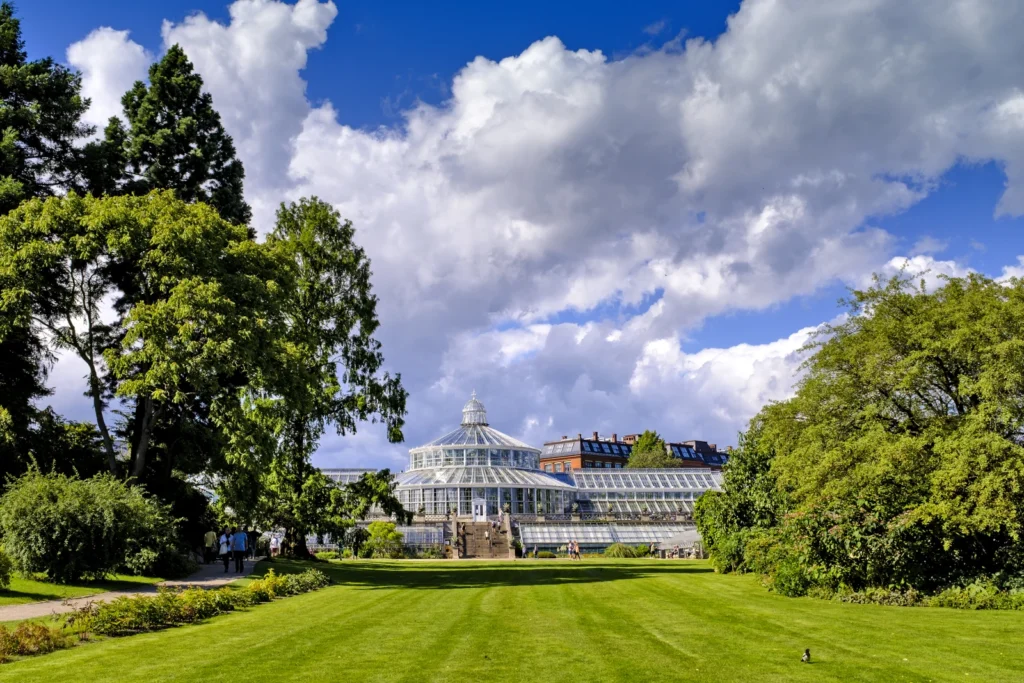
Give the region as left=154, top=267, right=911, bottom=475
left=125, top=548, right=198, bottom=580
left=603, top=543, right=645, bottom=558
left=927, top=583, right=1024, bottom=610
left=363, top=521, right=404, bottom=559
left=315, top=551, right=339, bottom=561
left=419, top=545, right=444, bottom=559
left=537, top=551, right=557, bottom=559
left=0, top=623, right=69, bottom=661
left=341, top=548, right=354, bottom=559
left=837, top=587, right=924, bottom=607
left=0, top=471, right=179, bottom=583
left=85, top=568, right=330, bottom=636
left=0, top=548, right=12, bottom=589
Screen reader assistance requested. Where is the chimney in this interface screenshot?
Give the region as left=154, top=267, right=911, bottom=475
left=709, top=443, right=717, bottom=452
left=592, top=431, right=599, bottom=440
left=612, top=433, right=618, bottom=442
left=561, top=435, right=567, bottom=440
left=577, top=433, right=582, bottom=439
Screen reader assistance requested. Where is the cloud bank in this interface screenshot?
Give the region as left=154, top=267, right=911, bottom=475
left=63, top=0, right=1024, bottom=466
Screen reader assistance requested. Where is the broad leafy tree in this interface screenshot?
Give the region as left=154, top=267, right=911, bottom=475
left=86, top=45, right=251, bottom=226
left=79, top=43, right=255, bottom=499
left=0, top=1, right=100, bottom=483
left=698, top=274, right=1024, bottom=595
left=693, top=414, right=785, bottom=573
left=0, top=191, right=285, bottom=482
left=626, top=430, right=678, bottom=468
left=233, top=198, right=408, bottom=556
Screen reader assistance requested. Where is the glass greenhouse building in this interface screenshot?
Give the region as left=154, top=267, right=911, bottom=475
left=321, top=393, right=723, bottom=526
left=393, top=394, right=576, bottom=518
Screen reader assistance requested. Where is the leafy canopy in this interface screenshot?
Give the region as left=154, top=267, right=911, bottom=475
left=0, top=1, right=102, bottom=485
left=364, top=521, right=404, bottom=559
left=697, top=273, right=1024, bottom=594
left=626, top=430, right=678, bottom=468
left=0, top=191, right=286, bottom=480
left=229, top=198, right=407, bottom=554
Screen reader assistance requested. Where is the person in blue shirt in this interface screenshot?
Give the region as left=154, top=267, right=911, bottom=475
left=230, top=527, right=248, bottom=573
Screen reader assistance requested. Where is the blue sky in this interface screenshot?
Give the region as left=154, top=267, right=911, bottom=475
left=23, top=0, right=1024, bottom=468
left=23, top=1, right=739, bottom=129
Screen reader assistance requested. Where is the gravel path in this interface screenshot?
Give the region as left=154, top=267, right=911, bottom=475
left=0, top=557, right=262, bottom=623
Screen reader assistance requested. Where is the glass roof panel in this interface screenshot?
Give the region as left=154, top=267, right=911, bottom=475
left=395, top=467, right=576, bottom=490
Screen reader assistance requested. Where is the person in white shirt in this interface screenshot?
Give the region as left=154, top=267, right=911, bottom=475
left=218, top=528, right=231, bottom=573
left=270, top=534, right=281, bottom=558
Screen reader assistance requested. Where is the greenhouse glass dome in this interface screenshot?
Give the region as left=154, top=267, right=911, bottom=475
left=395, top=393, right=575, bottom=519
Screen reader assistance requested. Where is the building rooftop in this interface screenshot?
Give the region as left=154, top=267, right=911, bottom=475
left=412, top=393, right=538, bottom=451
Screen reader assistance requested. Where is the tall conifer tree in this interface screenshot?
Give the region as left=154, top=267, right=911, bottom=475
left=89, top=45, right=251, bottom=225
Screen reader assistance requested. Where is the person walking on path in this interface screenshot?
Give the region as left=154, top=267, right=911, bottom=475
left=247, top=528, right=259, bottom=559
left=219, top=528, right=231, bottom=573
left=270, top=534, right=281, bottom=558
left=204, top=529, right=218, bottom=564
left=231, top=527, right=248, bottom=573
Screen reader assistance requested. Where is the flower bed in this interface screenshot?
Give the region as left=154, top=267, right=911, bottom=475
left=0, top=568, right=330, bottom=665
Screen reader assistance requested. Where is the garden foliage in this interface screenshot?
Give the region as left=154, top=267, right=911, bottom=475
left=67, top=568, right=329, bottom=638
left=696, top=274, right=1024, bottom=599
left=602, top=543, right=652, bottom=558
left=0, top=471, right=180, bottom=582
left=0, top=547, right=12, bottom=588
left=626, top=430, right=677, bottom=468
left=362, top=521, right=404, bottom=559
left=0, top=623, right=69, bottom=662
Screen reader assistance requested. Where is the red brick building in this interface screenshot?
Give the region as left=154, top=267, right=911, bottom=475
left=540, top=433, right=728, bottom=472
left=539, top=432, right=631, bottom=473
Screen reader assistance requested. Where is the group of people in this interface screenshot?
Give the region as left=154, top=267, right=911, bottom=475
left=202, top=527, right=285, bottom=569
left=566, top=539, right=582, bottom=560
left=200, top=527, right=275, bottom=573
left=663, top=545, right=700, bottom=559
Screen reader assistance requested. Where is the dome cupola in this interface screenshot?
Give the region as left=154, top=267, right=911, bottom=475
left=461, top=390, right=488, bottom=426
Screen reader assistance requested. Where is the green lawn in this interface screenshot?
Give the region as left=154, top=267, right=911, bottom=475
left=2, top=559, right=1023, bottom=682
left=0, top=573, right=163, bottom=607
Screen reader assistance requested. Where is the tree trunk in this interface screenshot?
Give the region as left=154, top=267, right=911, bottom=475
left=284, top=526, right=312, bottom=559
left=83, top=356, right=119, bottom=476
left=129, top=396, right=156, bottom=481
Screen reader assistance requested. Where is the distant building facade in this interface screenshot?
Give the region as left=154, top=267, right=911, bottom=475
left=319, top=395, right=726, bottom=555
left=539, top=432, right=729, bottom=472
left=538, top=432, right=631, bottom=473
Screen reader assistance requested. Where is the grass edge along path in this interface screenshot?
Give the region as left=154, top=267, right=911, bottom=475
left=0, top=558, right=1023, bottom=682
left=0, top=574, right=164, bottom=608
left=0, top=565, right=329, bottom=666
left=0, top=558, right=262, bottom=623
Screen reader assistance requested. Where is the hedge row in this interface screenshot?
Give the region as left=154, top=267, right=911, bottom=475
left=826, top=583, right=1024, bottom=610
left=63, top=569, right=330, bottom=639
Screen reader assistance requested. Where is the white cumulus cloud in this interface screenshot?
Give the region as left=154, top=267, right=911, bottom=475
left=66, top=28, right=151, bottom=133
left=55, top=0, right=1024, bottom=465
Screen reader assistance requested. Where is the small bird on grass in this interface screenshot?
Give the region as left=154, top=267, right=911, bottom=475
left=801, top=649, right=811, bottom=663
